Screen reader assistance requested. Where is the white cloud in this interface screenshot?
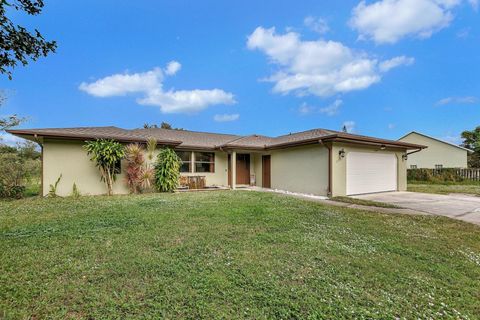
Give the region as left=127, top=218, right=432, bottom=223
left=79, top=62, right=236, bottom=114
left=304, top=16, right=330, bottom=34
left=0, top=132, right=25, bottom=146
left=320, top=99, right=343, bottom=116
left=350, top=0, right=464, bottom=44
left=213, top=113, right=240, bottom=122
left=247, top=27, right=413, bottom=97
left=457, top=28, right=470, bottom=38
left=343, top=121, right=356, bottom=133
left=469, top=0, right=478, bottom=10
left=165, top=61, right=181, bottom=75
left=298, top=99, right=342, bottom=116
left=436, top=96, right=478, bottom=105
left=388, top=123, right=396, bottom=129
left=79, top=68, right=163, bottom=97
left=441, top=134, right=462, bottom=145
left=379, top=56, right=415, bottom=72
left=138, top=89, right=235, bottom=114
left=298, top=102, right=316, bottom=115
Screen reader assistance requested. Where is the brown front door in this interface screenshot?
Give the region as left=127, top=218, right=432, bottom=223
left=236, top=154, right=250, bottom=185
left=262, top=155, right=271, bottom=188
left=228, top=153, right=251, bottom=186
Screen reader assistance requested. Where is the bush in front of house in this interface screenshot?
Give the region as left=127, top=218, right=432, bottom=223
left=0, top=153, right=29, bottom=199
left=154, top=147, right=181, bottom=192
left=0, top=183, right=25, bottom=199
left=407, top=168, right=465, bottom=183
left=84, top=139, right=125, bottom=196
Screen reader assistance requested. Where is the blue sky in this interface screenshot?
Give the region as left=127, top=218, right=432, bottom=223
left=1, top=0, right=479, bottom=144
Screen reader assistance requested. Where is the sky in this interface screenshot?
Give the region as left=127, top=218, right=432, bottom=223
left=1, top=0, right=479, bottom=145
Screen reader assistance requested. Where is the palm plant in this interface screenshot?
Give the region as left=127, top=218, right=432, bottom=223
left=84, top=139, right=125, bottom=196
left=124, top=143, right=145, bottom=194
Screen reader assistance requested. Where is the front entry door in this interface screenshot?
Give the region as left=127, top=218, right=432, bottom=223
left=262, top=155, right=271, bottom=188
left=236, top=154, right=250, bottom=185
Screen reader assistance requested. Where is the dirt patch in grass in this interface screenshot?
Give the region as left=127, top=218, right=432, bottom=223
left=331, top=196, right=402, bottom=209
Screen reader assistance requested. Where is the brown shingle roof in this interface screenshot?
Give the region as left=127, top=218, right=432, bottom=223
left=7, top=126, right=426, bottom=150
left=6, top=126, right=182, bottom=145
left=129, top=128, right=241, bottom=149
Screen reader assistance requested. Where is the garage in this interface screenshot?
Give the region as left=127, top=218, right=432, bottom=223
left=346, top=152, right=397, bottom=195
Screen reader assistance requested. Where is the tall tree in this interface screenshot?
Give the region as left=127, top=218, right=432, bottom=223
left=0, top=0, right=57, bottom=79
left=461, top=126, right=480, bottom=168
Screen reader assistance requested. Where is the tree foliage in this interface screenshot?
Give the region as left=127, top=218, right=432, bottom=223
left=0, top=91, right=25, bottom=132
left=154, top=147, right=181, bottom=192
left=461, top=126, right=480, bottom=168
left=84, top=139, right=125, bottom=196
left=0, top=0, right=57, bottom=79
left=143, top=122, right=183, bottom=130
left=0, top=152, right=29, bottom=198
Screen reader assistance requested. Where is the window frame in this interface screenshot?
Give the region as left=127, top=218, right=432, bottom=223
left=176, top=151, right=192, bottom=173
left=194, top=152, right=215, bottom=173
left=410, top=165, right=417, bottom=169
left=435, top=164, right=443, bottom=170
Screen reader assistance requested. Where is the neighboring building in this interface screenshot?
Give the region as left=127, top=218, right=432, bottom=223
left=7, top=126, right=425, bottom=197
left=399, top=131, right=472, bottom=169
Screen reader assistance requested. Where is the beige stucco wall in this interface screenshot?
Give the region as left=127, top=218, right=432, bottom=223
left=399, top=133, right=468, bottom=168
left=330, top=143, right=407, bottom=197
left=42, top=139, right=406, bottom=198
left=42, top=139, right=130, bottom=197
left=252, top=154, right=263, bottom=187
left=269, top=145, right=329, bottom=196
left=42, top=139, right=230, bottom=197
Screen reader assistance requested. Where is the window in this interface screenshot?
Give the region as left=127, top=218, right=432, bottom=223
left=410, top=165, right=417, bottom=169
left=435, top=164, right=443, bottom=170
left=194, top=152, right=215, bottom=173
left=176, top=151, right=192, bottom=173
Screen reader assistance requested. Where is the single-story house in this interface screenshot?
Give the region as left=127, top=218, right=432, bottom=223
left=398, top=131, right=472, bottom=169
left=7, top=126, right=425, bottom=197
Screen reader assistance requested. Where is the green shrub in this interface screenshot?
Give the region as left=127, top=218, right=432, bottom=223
left=0, top=153, right=29, bottom=199
left=154, top=147, right=181, bottom=192
left=84, top=139, right=125, bottom=196
left=407, top=168, right=465, bottom=183
left=0, top=184, right=25, bottom=199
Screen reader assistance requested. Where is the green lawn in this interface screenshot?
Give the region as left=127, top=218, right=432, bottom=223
left=1, top=191, right=479, bottom=319
left=408, top=181, right=480, bottom=196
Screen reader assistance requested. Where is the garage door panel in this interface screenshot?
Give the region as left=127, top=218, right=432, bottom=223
left=346, top=152, right=397, bottom=195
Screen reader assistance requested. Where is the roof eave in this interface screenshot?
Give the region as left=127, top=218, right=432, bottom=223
left=5, top=129, right=183, bottom=146
left=322, top=136, right=426, bottom=150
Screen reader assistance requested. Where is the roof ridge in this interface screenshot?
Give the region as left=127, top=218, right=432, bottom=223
left=131, top=127, right=241, bottom=137
left=273, top=128, right=333, bottom=138
left=399, top=131, right=473, bottom=153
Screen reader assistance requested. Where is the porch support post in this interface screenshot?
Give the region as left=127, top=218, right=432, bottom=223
left=232, top=151, right=237, bottom=189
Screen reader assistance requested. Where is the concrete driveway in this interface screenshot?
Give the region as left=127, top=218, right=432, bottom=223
left=353, top=191, right=480, bottom=225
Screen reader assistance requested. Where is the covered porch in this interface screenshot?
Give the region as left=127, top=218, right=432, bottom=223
left=227, top=150, right=271, bottom=189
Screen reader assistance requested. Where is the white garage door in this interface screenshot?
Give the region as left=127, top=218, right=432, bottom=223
left=346, top=152, right=397, bottom=196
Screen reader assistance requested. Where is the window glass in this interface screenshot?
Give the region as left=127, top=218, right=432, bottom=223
left=194, top=152, right=215, bottom=173
left=176, top=151, right=191, bottom=173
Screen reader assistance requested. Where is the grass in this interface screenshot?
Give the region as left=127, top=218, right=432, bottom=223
left=408, top=180, right=480, bottom=196
left=331, top=196, right=401, bottom=209
left=1, top=191, right=479, bottom=319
